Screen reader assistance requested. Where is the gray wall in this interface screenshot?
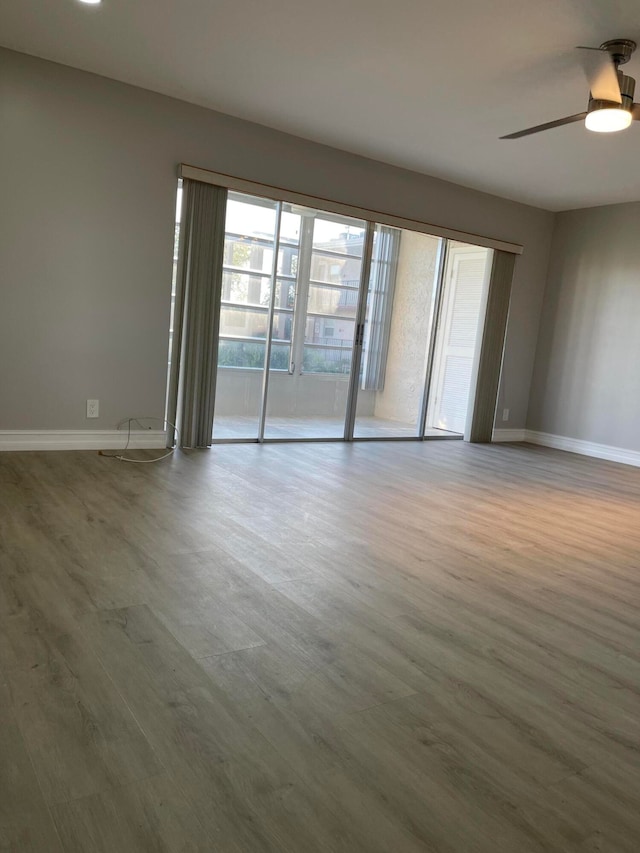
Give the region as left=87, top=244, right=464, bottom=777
left=0, top=48, right=554, bottom=432
left=528, top=202, right=640, bottom=451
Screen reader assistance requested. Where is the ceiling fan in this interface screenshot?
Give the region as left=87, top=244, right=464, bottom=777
left=501, top=38, right=639, bottom=139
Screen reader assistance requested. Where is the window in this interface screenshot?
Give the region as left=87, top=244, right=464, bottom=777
left=218, top=194, right=299, bottom=370
left=216, top=193, right=399, bottom=377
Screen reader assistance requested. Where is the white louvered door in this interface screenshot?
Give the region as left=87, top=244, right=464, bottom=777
left=428, top=249, right=488, bottom=434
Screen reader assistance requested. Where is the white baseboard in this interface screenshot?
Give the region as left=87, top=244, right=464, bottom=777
left=524, top=430, right=640, bottom=468
left=492, top=428, right=527, bottom=442
left=0, top=430, right=168, bottom=452
left=493, top=428, right=640, bottom=469
left=3, top=427, right=638, bottom=468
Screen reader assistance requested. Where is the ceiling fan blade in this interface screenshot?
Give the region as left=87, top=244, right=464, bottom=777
left=633, top=103, right=640, bottom=120
left=500, top=112, right=587, bottom=140
left=576, top=46, right=622, bottom=103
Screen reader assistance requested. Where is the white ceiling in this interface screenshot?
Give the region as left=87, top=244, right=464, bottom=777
left=1, top=0, right=640, bottom=210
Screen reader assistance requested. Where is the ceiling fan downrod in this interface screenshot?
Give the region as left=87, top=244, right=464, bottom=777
left=600, top=38, right=636, bottom=68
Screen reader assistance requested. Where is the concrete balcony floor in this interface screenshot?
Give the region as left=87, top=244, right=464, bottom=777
left=212, top=414, right=461, bottom=441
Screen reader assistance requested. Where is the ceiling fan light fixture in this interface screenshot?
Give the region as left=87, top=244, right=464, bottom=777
left=585, top=103, right=633, bottom=132
left=501, top=40, right=638, bottom=140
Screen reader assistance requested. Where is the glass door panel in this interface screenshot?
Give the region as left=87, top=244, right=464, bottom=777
left=425, top=242, right=492, bottom=437
left=208, top=188, right=494, bottom=446
left=212, top=193, right=279, bottom=440
left=263, top=212, right=366, bottom=439
left=353, top=227, right=444, bottom=438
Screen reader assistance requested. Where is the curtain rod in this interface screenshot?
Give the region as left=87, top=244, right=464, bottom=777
left=178, top=164, right=524, bottom=256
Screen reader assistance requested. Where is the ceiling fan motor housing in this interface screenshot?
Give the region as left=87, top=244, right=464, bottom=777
left=588, top=72, right=636, bottom=114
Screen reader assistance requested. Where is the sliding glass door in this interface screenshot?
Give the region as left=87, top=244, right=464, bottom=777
left=208, top=189, right=493, bottom=443
left=211, top=193, right=280, bottom=440
left=425, top=242, right=492, bottom=438
left=263, top=211, right=367, bottom=438
left=352, top=227, right=444, bottom=438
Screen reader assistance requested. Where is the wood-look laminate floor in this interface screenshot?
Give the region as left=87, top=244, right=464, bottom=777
left=1, top=441, right=639, bottom=852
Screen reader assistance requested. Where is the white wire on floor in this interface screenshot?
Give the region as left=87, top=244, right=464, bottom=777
left=99, top=417, right=180, bottom=463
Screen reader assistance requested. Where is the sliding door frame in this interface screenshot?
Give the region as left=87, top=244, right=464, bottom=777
left=203, top=178, right=515, bottom=445
left=344, top=223, right=375, bottom=441
left=257, top=202, right=283, bottom=443
left=417, top=238, right=448, bottom=439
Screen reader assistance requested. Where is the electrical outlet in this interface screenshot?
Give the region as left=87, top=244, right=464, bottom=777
left=502, top=408, right=510, bottom=422
left=86, top=399, right=100, bottom=419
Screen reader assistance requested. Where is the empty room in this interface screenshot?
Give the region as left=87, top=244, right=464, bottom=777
left=1, top=1, right=639, bottom=851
